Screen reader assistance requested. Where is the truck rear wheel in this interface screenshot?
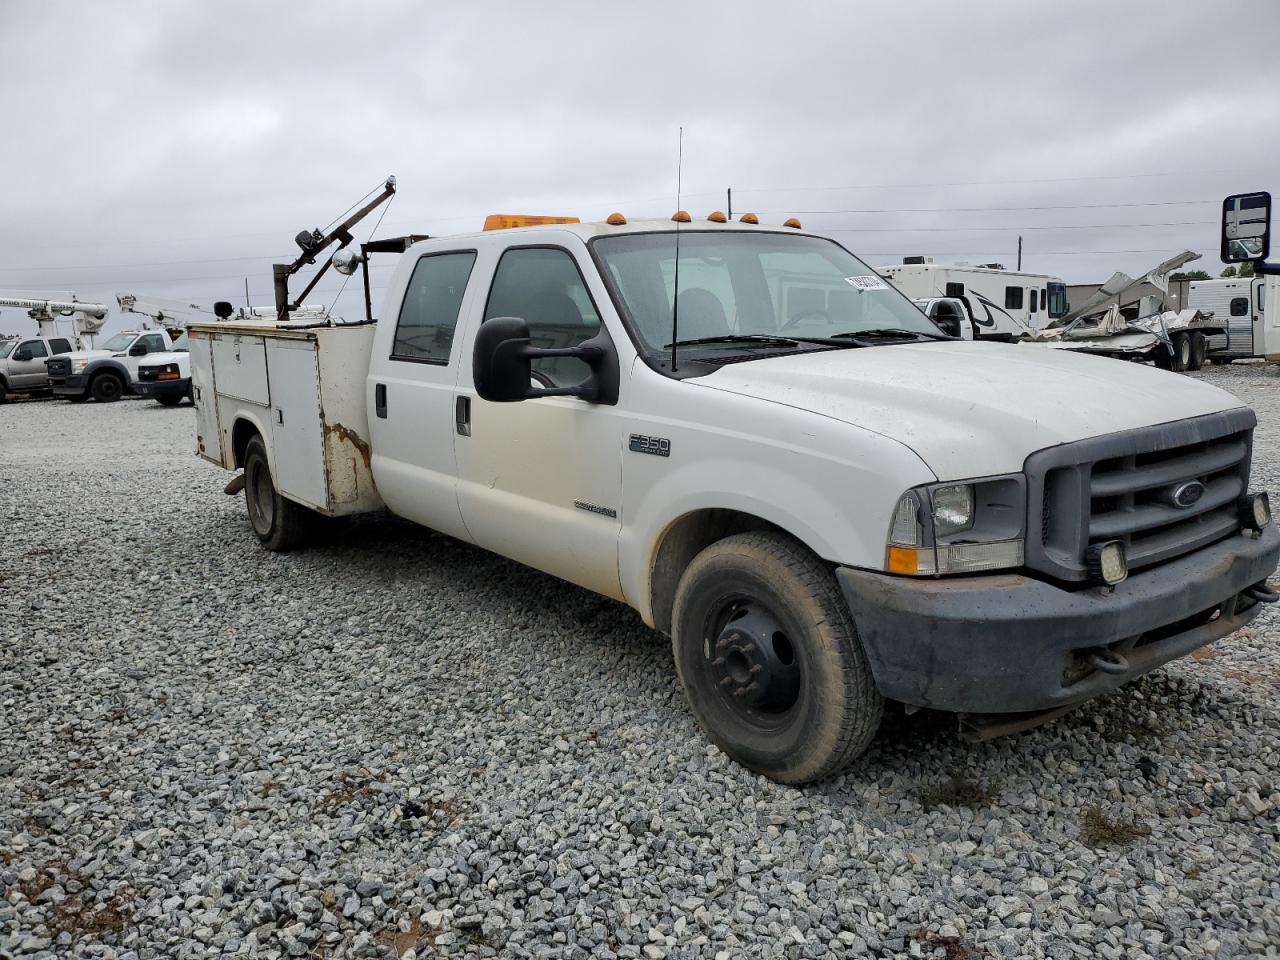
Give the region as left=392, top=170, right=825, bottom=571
left=243, top=434, right=309, bottom=551
left=90, top=372, right=125, bottom=403
left=1188, top=331, right=1207, bottom=371
left=671, top=532, right=883, bottom=784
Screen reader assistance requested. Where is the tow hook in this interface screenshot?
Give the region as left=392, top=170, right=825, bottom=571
left=1084, top=648, right=1129, bottom=675
left=1244, top=582, right=1279, bottom=603
left=224, top=473, right=246, bottom=495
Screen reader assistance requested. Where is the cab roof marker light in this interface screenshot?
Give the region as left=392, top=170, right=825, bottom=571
left=783, top=217, right=802, bottom=229
left=707, top=211, right=727, bottom=223
left=739, top=213, right=759, bottom=224
left=606, top=212, right=627, bottom=225
left=672, top=210, right=692, bottom=223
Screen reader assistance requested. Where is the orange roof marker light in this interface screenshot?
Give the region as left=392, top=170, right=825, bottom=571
left=672, top=210, right=692, bottom=223
left=783, top=217, right=803, bottom=229
left=707, top=210, right=727, bottom=223
left=483, top=214, right=580, bottom=231
left=606, top=212, right=627, bottom=225
left=739, top=212, right=759, bottom=224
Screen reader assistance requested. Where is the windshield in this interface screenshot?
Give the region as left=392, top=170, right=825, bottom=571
left=1046, top=281, right=1068, bottom=319
left=101, top=333, right=136, bottom=352
left=0, top=341, right=15, bottom=359
left=593, top=231, right=942, bottom=357
left=171, top=333, right=189, bottom=352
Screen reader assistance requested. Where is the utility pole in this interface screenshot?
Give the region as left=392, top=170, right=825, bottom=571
left=1017, top=236, right=1023, bottom=271
left=727, top=187, right=733, bottom=220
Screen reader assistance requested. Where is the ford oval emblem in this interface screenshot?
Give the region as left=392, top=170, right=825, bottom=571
left=1171, top=480, right=1205, bottom=508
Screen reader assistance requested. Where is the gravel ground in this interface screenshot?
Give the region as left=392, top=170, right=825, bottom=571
left=2, top=365, right=1279, bottom=960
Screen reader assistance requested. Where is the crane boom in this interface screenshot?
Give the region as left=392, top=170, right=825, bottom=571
left=0, top=292, right=110, bottom=346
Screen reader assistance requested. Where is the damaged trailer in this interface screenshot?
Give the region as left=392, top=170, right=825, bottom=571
left=1030, top=251, right=1228, bottom=372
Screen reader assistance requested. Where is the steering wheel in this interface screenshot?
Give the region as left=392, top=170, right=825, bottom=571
left=781, top=309, right=831, bottom=330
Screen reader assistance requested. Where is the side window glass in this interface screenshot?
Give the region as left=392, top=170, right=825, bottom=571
left=1258, top=285, right=1265, bottom=311
left=49, top=338, right=71, bottom=354
left=485, top=248, right=601, bottom=387
left=1230, top=296, right=1249, bottom=317
left=1005, top=286, right=1024, bottom=309
left=391, top=252, right=477, bottom=362
left=139, top=335, right=165, bottom=353
left=1030, top=290, right=1038, bottom=313
left=944, top=282, right=965, bottom=298
left=23, top=340, right=49, bottom=358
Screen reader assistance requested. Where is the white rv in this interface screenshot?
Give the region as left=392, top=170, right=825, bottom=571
left=1187, top=276, right=1267, bottom=362
left=879, top=258, right=1068, bottom=339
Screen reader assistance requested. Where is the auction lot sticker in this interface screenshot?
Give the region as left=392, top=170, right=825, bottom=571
left=845, top=275, right=889, bottom=291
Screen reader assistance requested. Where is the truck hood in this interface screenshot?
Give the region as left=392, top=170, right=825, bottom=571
left=697, top=340, right=1246, bottom=479
left=138, top=351, right=187, bottom=367
left=62, top=349, right=120, bottom=362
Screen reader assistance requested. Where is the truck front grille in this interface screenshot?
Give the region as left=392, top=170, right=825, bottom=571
left=46, top=357, right=70, bottom=380
left=1027, top=409, right=1255, bottom=581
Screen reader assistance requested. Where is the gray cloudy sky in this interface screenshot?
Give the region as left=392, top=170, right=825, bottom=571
left=2, top=0, right=1277, bottom=337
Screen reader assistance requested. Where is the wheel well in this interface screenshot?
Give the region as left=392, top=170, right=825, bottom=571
left=231, top=419, right=260, bottom=469
left=649, top=509, right=788, bottom=635
left=90, top=367, right=123, bottom=384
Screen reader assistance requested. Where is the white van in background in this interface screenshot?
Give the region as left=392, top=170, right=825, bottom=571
left=1188, top=277, right=1267, bottom=362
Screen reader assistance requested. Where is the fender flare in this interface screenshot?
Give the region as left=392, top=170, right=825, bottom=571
left=83, top=358, right=134, bottom=390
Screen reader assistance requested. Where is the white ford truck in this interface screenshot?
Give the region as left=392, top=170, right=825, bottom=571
left=189, top=203, right=1279, bottom=784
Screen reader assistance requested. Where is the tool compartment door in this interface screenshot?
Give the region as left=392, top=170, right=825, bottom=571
left=266, top=338, right=327, bottom=511
left=188, top=331, right=223, bottom=465
left=213, top=333, right=270, bottom=404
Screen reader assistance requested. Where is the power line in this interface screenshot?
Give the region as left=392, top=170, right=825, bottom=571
left=775, top=199, right=1218, bottom=215
left=736, top=166, right=1273, bottom=193
left=827, top=220, right=1214, bottom=234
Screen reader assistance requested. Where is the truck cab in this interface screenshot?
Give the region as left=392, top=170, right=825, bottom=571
left=0, top=335, right=75, bottom=401
left=47, top=328, right=173, bottom=402
left=191, top=210, right=1278, bottom=784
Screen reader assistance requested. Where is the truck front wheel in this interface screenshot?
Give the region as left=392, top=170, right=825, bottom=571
left=671, top=532, right=883, bottom=784
left=90, top=372, right=125, bottom=402
left=243, top=434, right=309, bottom=551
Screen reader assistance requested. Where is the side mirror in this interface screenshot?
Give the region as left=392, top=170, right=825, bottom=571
left=933, top=312, right=961, bottom=338
left=12, top=348, right=31, bottom=362
left=1221, top=192, right=1271, bottom=263
left=129, top=343, right=148, bottom=356
left=472, top=316, right=616, bottom=404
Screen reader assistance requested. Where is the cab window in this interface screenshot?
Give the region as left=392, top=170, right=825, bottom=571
left=20, top=340, right=48, bottom=359
left=48, top=338, right=72, bottom=354
left=139, top=334, right=167, bottom=353
left=391, top=251, right=477, bottom=363
left=485, top=247, right=601, bottom=387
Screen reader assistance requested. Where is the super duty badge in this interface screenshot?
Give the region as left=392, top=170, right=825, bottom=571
left=629, top=434, right=671, bottom=457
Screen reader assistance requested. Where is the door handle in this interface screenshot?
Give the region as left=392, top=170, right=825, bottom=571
left=375, top=383, right=387, bottom=419
left=455, top=396, right=471, bottom=436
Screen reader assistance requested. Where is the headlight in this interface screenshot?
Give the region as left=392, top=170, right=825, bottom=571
left=886, top=476, right=1026, bottom=576
left=71, top=358, right=88, bottom=373
left=931, top=484, right=974, bottom=536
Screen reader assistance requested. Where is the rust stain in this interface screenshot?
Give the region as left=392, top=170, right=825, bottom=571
left=326, top=422, right=372, bottom=470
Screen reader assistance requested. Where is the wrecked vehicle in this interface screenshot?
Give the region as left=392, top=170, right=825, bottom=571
left=189, top=179, right=1280, bottom=783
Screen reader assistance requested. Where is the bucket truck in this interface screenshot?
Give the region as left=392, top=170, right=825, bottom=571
left=0, top=293, right=109, bottom=401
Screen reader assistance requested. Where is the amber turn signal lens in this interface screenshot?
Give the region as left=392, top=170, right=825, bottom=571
left=886, top=546, right=922, bottom=575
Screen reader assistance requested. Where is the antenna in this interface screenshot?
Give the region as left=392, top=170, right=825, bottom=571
left=670, top=126, right=684, bottom=372
left=244, top=277, right=251, bottom=309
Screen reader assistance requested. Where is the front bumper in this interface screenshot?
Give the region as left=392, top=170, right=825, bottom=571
left=135, top=377, right=189, bottom=398
left=49, top=374, right=87, bottom=395
left=837, top=524, right=1280, bottom=714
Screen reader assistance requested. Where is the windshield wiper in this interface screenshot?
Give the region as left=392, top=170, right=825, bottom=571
left=664, top=334, right=799, bottom=348
left=834, top=327, right=951, bottom=342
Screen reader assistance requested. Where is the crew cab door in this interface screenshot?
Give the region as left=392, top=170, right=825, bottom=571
left=366, top=249, right=478, bottom=543
left=453, top=244, right=626, bottom=600
left=8, top=339, right=50, bottom=388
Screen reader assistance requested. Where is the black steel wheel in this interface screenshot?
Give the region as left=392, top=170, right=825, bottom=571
left=1188, top=331, right=1207, bottom=371
left=243, top=434, right=310, bottom=551
left=671, top=532, right=883, bottom=783
left=90, top=372, right=125, bottom=402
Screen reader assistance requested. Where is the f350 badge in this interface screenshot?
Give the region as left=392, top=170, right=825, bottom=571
left=629, top=434, right=671, bottom=457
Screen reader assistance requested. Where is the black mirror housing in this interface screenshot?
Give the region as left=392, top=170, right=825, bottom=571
left=13, top=349, right=30, bottom=361
left=472, top=316, right=618, bottom=405
left=129, top=344, right=148, bottom=356
left=1221, top=192, right=1271, bottom=263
